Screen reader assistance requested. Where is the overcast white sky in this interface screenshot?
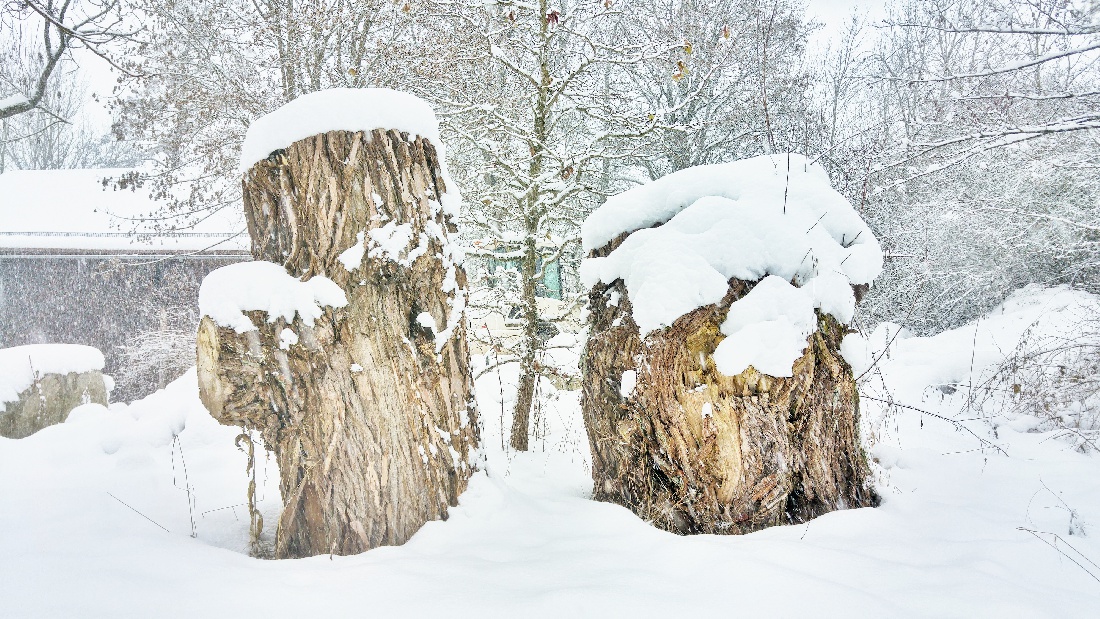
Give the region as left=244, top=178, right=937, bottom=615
left=805, top=0, right=886, bottom=46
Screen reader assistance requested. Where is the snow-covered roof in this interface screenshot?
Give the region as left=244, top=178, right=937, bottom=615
left=0, top=168, right=247, bottom=252
left=581, top=153, right=883, bottom=377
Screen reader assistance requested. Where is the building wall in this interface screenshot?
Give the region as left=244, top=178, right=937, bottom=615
left=0, top=251, right=246, bottom=401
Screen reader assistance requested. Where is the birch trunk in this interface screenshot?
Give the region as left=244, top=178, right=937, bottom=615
left=582, top=236, right=877, bottom=535
left=197, top=128, right=479, bottom=559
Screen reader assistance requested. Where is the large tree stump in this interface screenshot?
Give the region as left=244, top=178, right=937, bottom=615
left=197, top=126, right=479, bottom=559
left=580, top=155, right=883, bottom=536
left=583, top=266, right=878, bottom=534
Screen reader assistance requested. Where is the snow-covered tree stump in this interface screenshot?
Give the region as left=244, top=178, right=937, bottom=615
left=0, top=345, right=108, bottom=439
left=196, top=90, right=479, bottom=559
left=580, top=155, right=881, bottom=534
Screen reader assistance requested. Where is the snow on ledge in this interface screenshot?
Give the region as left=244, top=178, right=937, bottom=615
left=581, top=153, right=883, bottom=377
left=199, top=261, right=348, bottom=334
left=239, top=88, right=444, bottom=174
left=0, top=344, right=105, bottom=404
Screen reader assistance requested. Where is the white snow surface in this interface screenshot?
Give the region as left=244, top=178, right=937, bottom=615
left=0, top=93, right=29, bottom=109
left=0, top=168, right=247, bottom=251
left=337, top=231, right=367, bottom=271
left=0, top=344, right=105, bottom=404
left=199, top=261, right=347, bottom=333
left=714, top=276, right=818, bottom=377
left=619, top=369, right=637, bottom=398
left=4, top=287, right=1100, bottom=617
left=581, top=154, right=880, bottom=376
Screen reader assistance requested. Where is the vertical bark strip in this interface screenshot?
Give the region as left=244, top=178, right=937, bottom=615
left=197, top=129, right=479, bottom=559
left=581, top=237, right=877, bottom=535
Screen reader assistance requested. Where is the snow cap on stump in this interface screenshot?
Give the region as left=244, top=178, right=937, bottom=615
left=239, top=88, right=460, bottom=215
left=581, top=153, right=883, bottom=377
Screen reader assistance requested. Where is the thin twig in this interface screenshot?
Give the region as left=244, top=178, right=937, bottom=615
left=106, top=492, right=170, bottom=533
left=861, top=396, right=1008, bottom=456
left=1017, top=527, right=1100, bottom=584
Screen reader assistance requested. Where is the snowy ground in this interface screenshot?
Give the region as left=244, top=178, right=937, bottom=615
left=3, top=288, right=1099, bottom=617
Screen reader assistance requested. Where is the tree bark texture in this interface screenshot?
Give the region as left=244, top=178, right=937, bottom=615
left=197, top=128, right=479, bottom=559
left=581, top=235, right=878, bottom=535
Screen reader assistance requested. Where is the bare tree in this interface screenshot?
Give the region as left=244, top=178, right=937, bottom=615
left=873, top=0, right=1100, bottom=176
left=626, top=0, right=816, bottom=180
left=417, top=0, right=686, bottom=450
left=0, top=0, right=135, bottom=121
left=114, top=0, right=416, bottom=232
left=797, top=0, right=1100, bottom=334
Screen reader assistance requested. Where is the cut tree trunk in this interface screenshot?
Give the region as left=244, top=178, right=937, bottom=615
left=581, top=237, right=878, bottom=535
left=197, top=128, right=479, bottom=559
left=0, top=370, right=107, bottom=439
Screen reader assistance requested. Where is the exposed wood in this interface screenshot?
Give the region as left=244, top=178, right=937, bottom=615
left=197, top=129, right=479, bottom=558
left=582, top=235, right=877, bottom=534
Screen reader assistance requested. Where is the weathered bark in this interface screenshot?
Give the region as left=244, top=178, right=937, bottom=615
left=0, top=370, right=107, bottom=439
left=197, top=128, right=479, bottom=559
left=582, top=236, right=877, bottom=535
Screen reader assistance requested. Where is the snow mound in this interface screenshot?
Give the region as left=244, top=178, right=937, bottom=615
left=581, top=154, right=881, bottom=376
left=713, top=276, right=818, bottom=377
left=240, top=88, right=441, bottom=172
left=849, top=285, right=1100, bottom=390
left=199, top=261, right=348, bottom=333
left=0, top=344, right=105, bottom=404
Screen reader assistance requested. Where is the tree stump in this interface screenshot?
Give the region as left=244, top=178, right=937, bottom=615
left=581, top=164, right=882, bottom=535
left=197, top=127, right=479, bottom=559
left=0, top=371, right=108, bottom=439
left=583, top=265, right=878, bottom=534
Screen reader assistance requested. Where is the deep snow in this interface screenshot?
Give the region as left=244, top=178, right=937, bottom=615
left=2, top=287, right=1099, bottom=617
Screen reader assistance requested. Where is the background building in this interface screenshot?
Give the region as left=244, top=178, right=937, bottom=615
left=0, top=168, right=249, bottom=400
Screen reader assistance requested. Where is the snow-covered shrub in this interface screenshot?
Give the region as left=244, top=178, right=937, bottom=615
left=115, top=316, right=197, bottom=397
left=975, top=302, right=1100, bottom=453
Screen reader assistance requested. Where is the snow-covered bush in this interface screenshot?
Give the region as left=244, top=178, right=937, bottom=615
left=975, top=300, right=1100, bottom=453
left=115, top=325, right=196, bottom=396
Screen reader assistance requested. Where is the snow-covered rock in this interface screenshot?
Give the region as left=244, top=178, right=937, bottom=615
left=0, top=344, right=108, bottom=438
left=0, top=344, right=105, bottom=405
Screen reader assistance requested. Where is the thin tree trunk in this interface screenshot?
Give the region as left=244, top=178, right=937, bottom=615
left=582, top=236, right=878, bottom=534
left=509, top=234, right=540, bottom=451
left=197, top=128, right=479, bottom=558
